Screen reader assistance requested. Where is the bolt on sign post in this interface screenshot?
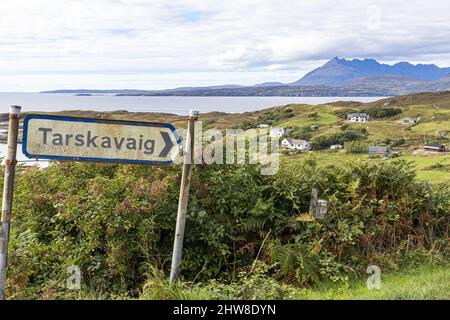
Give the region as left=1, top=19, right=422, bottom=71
left=170, top=109, right=199, bottom=283
left=0, top=112, right=182, bottom=300
left=0, top=105, right=21, bottom=300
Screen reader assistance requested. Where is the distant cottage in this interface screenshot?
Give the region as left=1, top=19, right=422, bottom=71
left=269, top=127, right=285, bottom=138
left=347, top=113, right=370, bottom=122
left=424, top=143, right=446, bottom=152
left=330, top=144, right=343, bottom=150
left=281, top=138, right=310, bottom=151
left=369, top=146, right=388, bottom=158
left=399, top=117, right=420, bottom=125
left=258, top=124, right=269, bottom=128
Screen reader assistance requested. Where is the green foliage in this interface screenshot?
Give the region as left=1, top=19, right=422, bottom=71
left=307, top=112, right=319, bottom=119
left=6, top=158, right=450, bottom=299
left=256, top=108, right=297, bottom=125
left=345, top=141, right=370, bottom=154
left=310, top=130, right=367, bottom=150
left=140, top=266, right=211, bottom=300
left=239, top=120, right=254, bottom=130
left=289, top=126, right=312, bottom=140
left=140, top=261, right=296, bottom=300
left=334, top=109, right=357, bottom=119
left=363, top=107, right=402, bottom=119
left=204, top=262, right=296, bottom=300
left=391, top=138, right=407, bottom=147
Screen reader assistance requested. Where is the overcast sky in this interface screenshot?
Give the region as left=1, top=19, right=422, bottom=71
left=1, top=0, right=450, bottom=92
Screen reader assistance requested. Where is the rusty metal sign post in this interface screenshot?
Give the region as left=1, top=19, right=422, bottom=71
left=0, top=105, right=21, bottom=300
left=170, top=109, right=199, bottom=283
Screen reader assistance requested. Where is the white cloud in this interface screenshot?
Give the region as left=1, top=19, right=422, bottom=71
left=0, top=0, right=450, bottom=91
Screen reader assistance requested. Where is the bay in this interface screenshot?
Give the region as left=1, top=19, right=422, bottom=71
left=0, top=93, right=384, bottom=115
left=0, top=93, right=385, bottom=166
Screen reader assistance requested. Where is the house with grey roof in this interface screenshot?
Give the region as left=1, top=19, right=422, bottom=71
left=281, top=138, right=310, bottom=151
left=399, top=117, right=420, bottom=125
left=424, top=143, right=446, bottom=152
left=369, top=146, right=388, bottom=158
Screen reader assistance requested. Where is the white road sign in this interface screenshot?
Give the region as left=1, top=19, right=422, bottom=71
left=22, top=114, right=181, bottom=164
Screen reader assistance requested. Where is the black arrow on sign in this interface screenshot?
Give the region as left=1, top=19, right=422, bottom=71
left=159, top=131, right=174, bottom=157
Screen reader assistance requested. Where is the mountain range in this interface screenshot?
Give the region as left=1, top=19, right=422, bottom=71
left=43, top=58, right=450, bottom=96
left=292, top=57, right=450, bottom=86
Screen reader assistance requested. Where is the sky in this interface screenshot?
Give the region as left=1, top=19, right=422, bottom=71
left=1, top=0, right=450, bottom=92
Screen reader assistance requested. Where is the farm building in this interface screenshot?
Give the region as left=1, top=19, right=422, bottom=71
left=330, top=144, right=343, bottom=150
left=257, top=124, right=269, bottom=128
left=424, top=143, right=446, bottom=152
left=399, top=117, right=420, bottom=125
left=269, top=127, right=285, bottom=138
left=368, top=146, right=388, bottom=158
left=281, top=138, right=310, bottom=151
left=347, top=113, right=370, bottom=122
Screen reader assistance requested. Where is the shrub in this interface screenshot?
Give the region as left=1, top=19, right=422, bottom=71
left=391, top=138, right=406, bottom=147
left=310, top=130, right=366, bottom=150
left=362, top=107, right=402, bottom=118
left=345, top=141, right=370, bottom=154
left=6, top=159, right=450, bottom=298
left=290, top=126, right=312, bottom=140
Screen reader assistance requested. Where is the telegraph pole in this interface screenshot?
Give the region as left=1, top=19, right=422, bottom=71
left=170, top=109, right=199, bottom=283
left=0, top=105, right=21, bottom=300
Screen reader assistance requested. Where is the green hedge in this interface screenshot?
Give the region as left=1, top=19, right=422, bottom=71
left=5, top=159, right=449, bottom=298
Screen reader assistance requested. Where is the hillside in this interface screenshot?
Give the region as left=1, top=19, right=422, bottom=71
left=8, top=91, right=449, bottom=184
left=14, top=91, right=450, bottom=132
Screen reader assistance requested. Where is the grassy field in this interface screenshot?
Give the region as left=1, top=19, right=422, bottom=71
left=280, top=112, right=338, bottom=126
left=136, top=263, right=449, bottom=300
left=404, top=154, right=450, bottom=184
left=282, top=151, right=450, bottom=184
left=272, top=94, right=450, bottom=184
left=298, top=264, right=449, bottom=300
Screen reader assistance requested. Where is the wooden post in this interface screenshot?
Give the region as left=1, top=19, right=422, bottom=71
left=0, top=105, right=21, bottom=300
left=170, top=109, right=199, bottom=283
left=309, top=187, right=318, bottom=216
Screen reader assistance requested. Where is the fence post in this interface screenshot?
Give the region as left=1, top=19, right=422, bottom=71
left=0, top=105, right=21, bottom=300
left=170, top=109, right=199, bottom=283
left=309, top=187, right=318, bottom=216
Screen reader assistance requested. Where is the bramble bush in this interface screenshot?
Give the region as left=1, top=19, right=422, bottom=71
left=310, top=130, right=367, bottom=150
left=5, top=158, right=450, bottom=299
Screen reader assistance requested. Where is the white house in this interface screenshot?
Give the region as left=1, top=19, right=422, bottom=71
left=257, top=124, right=269, bottom=128
left=330, top=144, right=343, bottom=150
left=347, top=113, right=370, bottom=122
left=270, top=127, right=285, bottom=138
left=281, top=138, right=310, bottom=151
left=369, top=146, right=388, bottom=158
